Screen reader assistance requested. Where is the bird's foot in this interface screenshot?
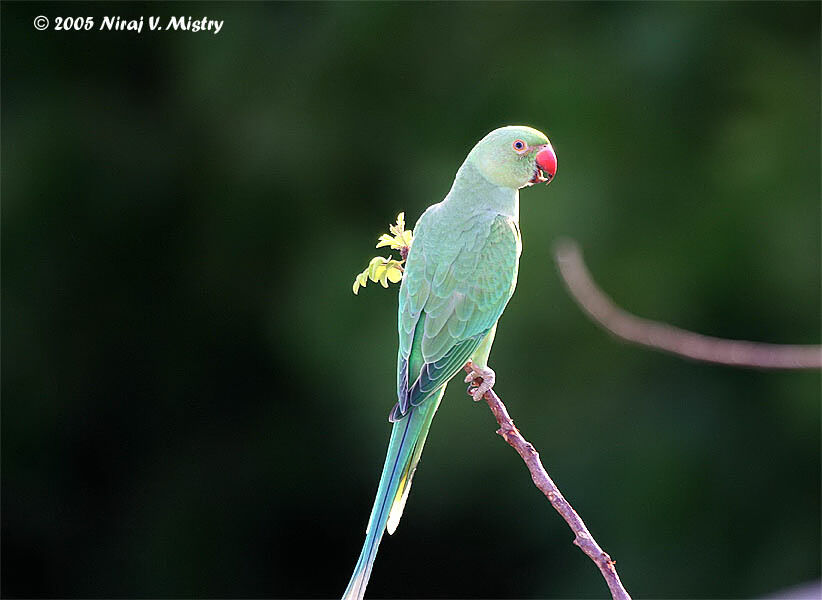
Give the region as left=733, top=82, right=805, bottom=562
left=464, top=361, right=496, bottom=402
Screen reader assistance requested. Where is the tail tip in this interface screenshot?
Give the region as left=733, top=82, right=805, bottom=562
left=342, top=570, right=367, bottom=600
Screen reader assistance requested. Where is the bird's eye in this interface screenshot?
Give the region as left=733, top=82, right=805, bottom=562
left=512, top=139, right=527, bottom=154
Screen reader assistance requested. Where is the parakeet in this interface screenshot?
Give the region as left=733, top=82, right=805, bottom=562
left=343, top=125, right=558, bottom=600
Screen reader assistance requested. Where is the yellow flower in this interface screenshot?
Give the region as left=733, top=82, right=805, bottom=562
left=375, top=213, right=414, bottom=251
left=352, top=213, right=414, bottom=295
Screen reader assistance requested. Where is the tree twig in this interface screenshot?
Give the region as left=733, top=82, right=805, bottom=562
left=554, top=239, right=822, bottom=369
left=464, top=363, right=632, bottom=600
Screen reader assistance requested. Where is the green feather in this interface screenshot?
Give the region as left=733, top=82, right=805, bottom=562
left=344, top=125, right=552, bottom=600
left=342, top=392, right=443, bottom=600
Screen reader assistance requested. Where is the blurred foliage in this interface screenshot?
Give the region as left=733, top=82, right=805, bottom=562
left=2, top=1, right=820, bottom=598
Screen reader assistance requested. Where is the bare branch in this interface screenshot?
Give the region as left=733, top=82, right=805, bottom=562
left=464, top=363, right=632, bottom=600
left=554, top=239, right=822, bottom=370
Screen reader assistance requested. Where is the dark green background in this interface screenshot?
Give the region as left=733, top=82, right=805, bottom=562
left=2, top=2, right=819, bottom=598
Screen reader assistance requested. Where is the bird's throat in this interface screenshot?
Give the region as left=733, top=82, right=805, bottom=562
left=446, top=162, right=520, bottom=220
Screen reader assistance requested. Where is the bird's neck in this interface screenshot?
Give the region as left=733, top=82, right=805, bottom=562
left=443, top=161, right=520, bottom=221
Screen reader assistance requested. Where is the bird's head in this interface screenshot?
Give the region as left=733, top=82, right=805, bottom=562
left=468, top=125, right=557, bottom=190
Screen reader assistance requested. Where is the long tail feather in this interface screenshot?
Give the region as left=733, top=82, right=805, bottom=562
left=342, top=389, right=444, bottom=600
left=386, top=391, right=440, bottom=534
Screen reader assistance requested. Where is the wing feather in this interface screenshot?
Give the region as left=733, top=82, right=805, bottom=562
left=393, top=212, right=520, bottom=420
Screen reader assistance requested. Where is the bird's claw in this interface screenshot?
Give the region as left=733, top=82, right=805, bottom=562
left=464, top=362, right=495, bottom=402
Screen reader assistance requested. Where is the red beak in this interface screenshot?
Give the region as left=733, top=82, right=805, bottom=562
left=535, top=145, right=557, bottom=182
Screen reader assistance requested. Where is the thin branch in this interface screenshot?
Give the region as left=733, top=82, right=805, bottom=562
left=464, top=363, right=632, bottom=600
left=554, top=239, right=822, bottom=370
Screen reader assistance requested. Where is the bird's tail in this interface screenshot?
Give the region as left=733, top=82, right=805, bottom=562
left=342, top=388, right=444, bottom=600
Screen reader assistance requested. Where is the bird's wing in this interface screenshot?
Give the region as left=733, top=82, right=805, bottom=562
left=393, top=212, right=521, bottom=419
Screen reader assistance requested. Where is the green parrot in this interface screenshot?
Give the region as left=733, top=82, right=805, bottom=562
left=343, top=125, right=557, bottom=600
